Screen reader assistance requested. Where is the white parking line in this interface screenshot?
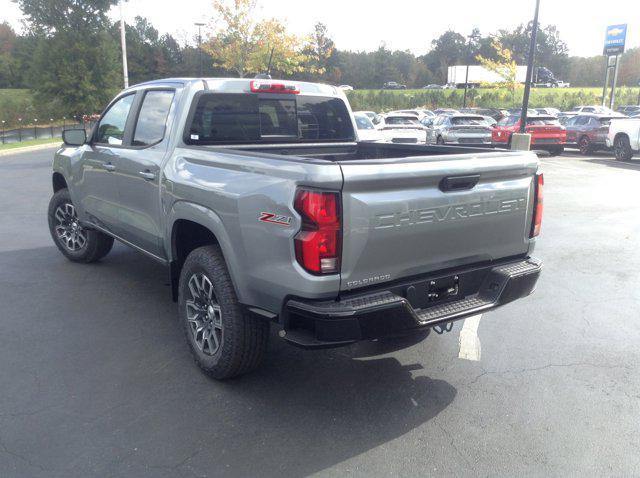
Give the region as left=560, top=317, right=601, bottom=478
left=458, top=314, right=482, bottom=361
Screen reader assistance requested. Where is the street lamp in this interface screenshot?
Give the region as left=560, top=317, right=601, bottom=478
left=462, top=32, right=476, bottom=109
left=195, top=22, right=206, bottom=77
left=519, top=0, right=541, bottom=135
left=120, top=0, right=129, bottom=88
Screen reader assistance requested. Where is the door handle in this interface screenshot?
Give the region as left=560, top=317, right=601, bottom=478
left=139, top=170, right=156, bottom=181
left=102, top=162, right=116, bottom=171
left=439, top=174, right=480, bottom=192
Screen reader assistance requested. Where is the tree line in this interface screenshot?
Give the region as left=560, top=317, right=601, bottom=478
left=1, top=0, right=638, bottom=119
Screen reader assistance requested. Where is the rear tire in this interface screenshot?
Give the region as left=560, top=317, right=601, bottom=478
left=47, top=188, right=114, bottom=263
left=614, top=135, right=633, bottom=161
left=578, top=136, right=592, bottom=156
left=178, top=245, right=269, bottom=379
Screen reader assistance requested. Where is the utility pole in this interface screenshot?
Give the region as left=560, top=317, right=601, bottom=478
left=462, top=34, right=473, bottom=108
left=609, top=55, right=621, bottom=110
left=519, top=0, right=540, bottom=134
left=195, top=22, right=206, bottom=77
left=119, top=0, right=129, bottom=88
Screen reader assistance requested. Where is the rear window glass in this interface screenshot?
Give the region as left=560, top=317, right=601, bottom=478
left=527, top=117, right=560, bottom=126
left=451, top=117, right=486, bottom=125
left=354, top=115, right=374, bottom=130
left=498, top=116, right=519, bottom=126
left=185, top=93, right=354, bottom=144
left=386, top=116, right=419, bottom=125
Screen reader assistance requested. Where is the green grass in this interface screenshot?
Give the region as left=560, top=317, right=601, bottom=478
left=0, top=137, right=62, bottom=152
left=346, top=87, right=640, bottom=112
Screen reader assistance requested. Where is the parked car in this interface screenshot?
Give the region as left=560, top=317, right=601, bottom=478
left=492, top=115, right=566, bottom=155
left=535, top=108, right=561, bottom=116
left=338, top=85, right=354, bottom=91
left=482, top=116, right=498, bottom=127
left=389, top=109, right=434, bottom=120
left=382, top=81, right=406, bottom=90
left=557, top=112, right=578, bottom=125
left=50, top=77, right=542, bottom=379
left=506, top=108, right=539, bottom=117
left=607, top=117, right=640, bottom=161
left=569, top=105, right=623, bottom=116
left=426, top=114, right=493, bottom=145
left=422, top=84, right=445, bottom=90
left=433, top=108, right=460, bottom=116
left=373, top=113, right=426, bottom=143
left=354, top=110, right=378, bottom=121
left=564, top=114, right=616, bottom=155
left=353, top=113, right=385, bottom=142
left=460, top=107, right=508, bottom=121
left=616, top=105, right=640, bottom=116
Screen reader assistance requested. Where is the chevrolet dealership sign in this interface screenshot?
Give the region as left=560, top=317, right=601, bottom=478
left=603, top=24, right=627, bottom=56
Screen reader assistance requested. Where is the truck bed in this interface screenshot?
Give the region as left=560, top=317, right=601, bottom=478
left=188, top=141, right=499, bottom=162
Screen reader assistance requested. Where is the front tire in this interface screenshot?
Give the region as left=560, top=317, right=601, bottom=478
left=178, top=245, right=269, bottom=379
left=47, top=188, right=114, bottom=263
left=614, top=135, right=633, bottom=161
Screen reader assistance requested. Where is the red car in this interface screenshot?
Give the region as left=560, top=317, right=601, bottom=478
left=492, top=115, right=566, bottom=155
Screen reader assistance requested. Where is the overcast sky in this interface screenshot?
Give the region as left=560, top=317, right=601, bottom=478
left=2, top=0, right=638, bottom=57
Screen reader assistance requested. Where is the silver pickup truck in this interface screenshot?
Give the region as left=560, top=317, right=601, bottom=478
left=48, top=78, right=543, bottom=379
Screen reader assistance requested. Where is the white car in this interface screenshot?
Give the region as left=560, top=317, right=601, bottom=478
left=353, top=113, right=385, bottom=142
left=354, top=110, right=378, bottom=121
left=373, top=113, right=426, bottom=143
left=606, top=117, right=640, bottom=161
left=569, top=105, right=624, bottom=116
left=389, top=109, right=435, bottom=120
left=338, top=85, right=354, bottom=91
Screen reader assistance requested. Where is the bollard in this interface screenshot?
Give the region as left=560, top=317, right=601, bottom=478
left=50, top=119, right=54, bottom=138
left=1, top=120, right=4, bottom=145
left=34, top=119, right=38, bottom=140
left=510, top=133, right=531, bottom=151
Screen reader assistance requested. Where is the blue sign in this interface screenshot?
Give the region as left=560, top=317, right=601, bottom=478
left=604, top=24, right=627, bottom=56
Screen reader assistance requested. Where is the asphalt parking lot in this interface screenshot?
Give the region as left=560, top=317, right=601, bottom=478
left=1, top=146, right=639, bottom=477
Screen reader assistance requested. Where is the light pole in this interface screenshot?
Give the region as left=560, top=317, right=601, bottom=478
left=519, top=0, right=540, bottom=134
left=462, top=33, right=475, bottom=108
left=119, top=0, right=129, bottom=88
left=1, top=120, right=5, bottom=145
left=33, top=118, right=38, bottom=140
left=195, top=22, right=206, bottom=77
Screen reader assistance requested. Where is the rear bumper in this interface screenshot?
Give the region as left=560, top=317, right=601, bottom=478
left=283, top=257, right=541, bottom=348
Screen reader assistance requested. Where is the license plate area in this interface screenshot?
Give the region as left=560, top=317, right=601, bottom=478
left=427, top=275, right=459, bottom=303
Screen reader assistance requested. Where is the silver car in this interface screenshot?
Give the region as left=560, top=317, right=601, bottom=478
left=425, top=114, right=493, bottom=145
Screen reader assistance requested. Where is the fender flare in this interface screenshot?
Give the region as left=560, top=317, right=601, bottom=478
left=166, top=200, right=246, bottom=302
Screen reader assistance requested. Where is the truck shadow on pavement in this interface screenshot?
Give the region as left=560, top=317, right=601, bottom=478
left=0, top=244, right=457, bottom=477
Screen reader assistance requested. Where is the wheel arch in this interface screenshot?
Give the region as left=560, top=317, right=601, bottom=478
left=614, top=132, right=630, bottom=143
left=167, top=201, right=244, bottom=303
left=52, top=172, right=67, bottom=193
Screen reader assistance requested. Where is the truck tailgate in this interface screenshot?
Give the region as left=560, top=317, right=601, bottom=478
left=338, top=151, right=539, bottom=291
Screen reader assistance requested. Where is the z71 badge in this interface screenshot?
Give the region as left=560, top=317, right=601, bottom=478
left=259, top=212, right=292, bottom=227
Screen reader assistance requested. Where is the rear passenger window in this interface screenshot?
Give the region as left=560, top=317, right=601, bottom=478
left=133, top=90, right=175, bottom=146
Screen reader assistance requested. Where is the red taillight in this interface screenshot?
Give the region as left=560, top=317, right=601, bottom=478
left=250, top=80, right=300, bottom=94
left=531, top=173, right=544, bottom=238
left=294, top=189, right=341, bottom=274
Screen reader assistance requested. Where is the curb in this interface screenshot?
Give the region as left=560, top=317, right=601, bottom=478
left=0, top=142, right=62, bottom=157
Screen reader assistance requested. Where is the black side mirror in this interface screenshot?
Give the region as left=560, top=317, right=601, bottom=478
left=62, top=128, right=87, bottom=146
